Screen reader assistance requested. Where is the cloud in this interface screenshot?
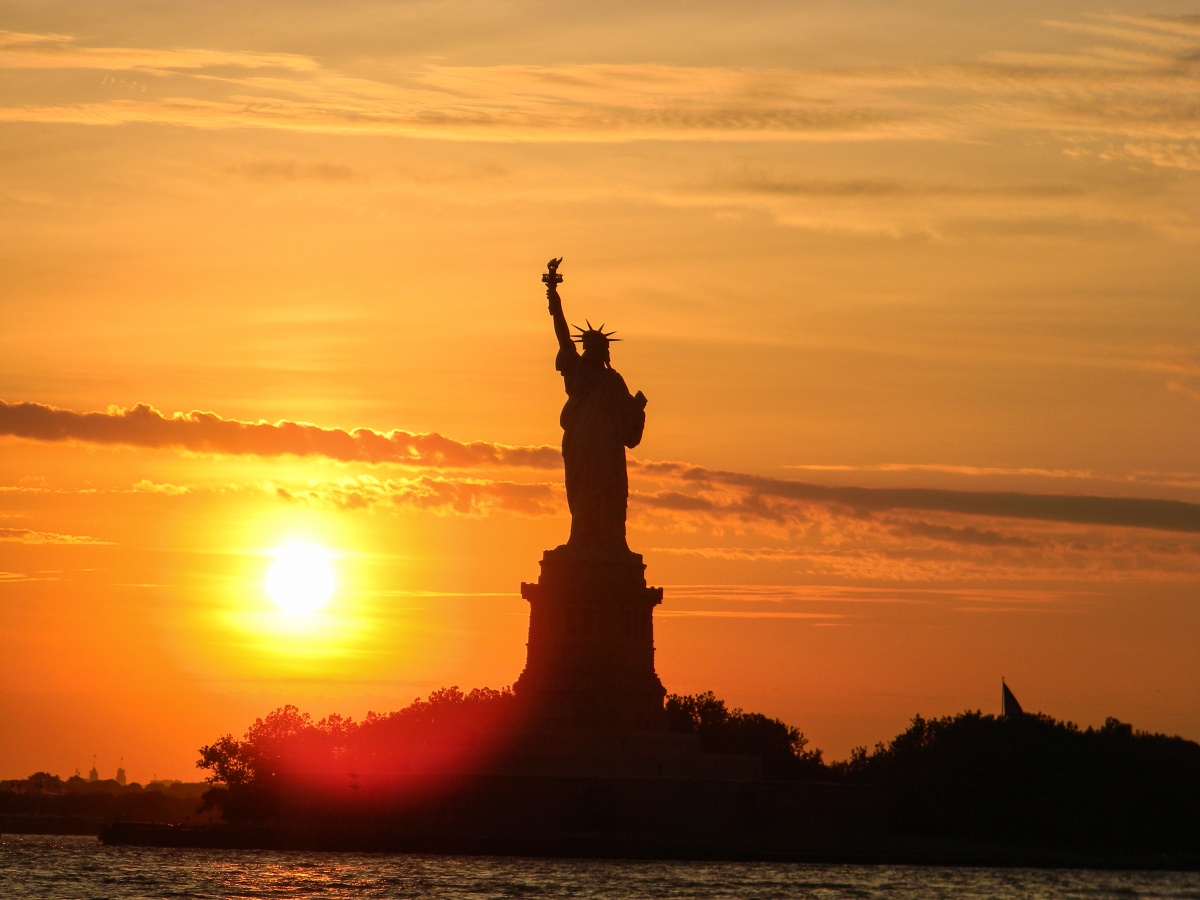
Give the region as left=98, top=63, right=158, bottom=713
left=899, top=520, right=1039, bottom=549
left=271, top=475, right=560, bottom=517
left=1, top=13, right=1196, bottom=152
left=785, top=462, right=1102, bottom=479
left=235, top=161, right=360, bottom=182
left=1120, top=141, right=1200, bottom=171
left=652, top=583, right=1088, bottom=618
left=6, top=399, right=1200, bottom=535
left=3, top=473, right=562, bottom=518
left=0, top=62, right=937, bottom=142
left=0, top=30, right=318, bottom=73
left=632, top=461, right=1200, bottom=534
left=659, top=582, right=1077, bottom=606
left=783, top=461, right=1200, bottom=492
left=131, top=480, right=191, bottom=496
left=0, top=401, right=559, bottom=469
left=1152, top=354, right=1200, bottom=400
left=102, top=475, right=562, bottom=518
left=658, top=610, right=846, bottom=620
left=1168, top=381, right=1200, bottom=401
left=0, top=527, right=112, bottom=545
left=709, top=173, right=1085, bottom=200
left=0, top=571, right=42, bottom=582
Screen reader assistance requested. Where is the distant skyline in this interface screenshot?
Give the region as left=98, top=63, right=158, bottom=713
left=2, top=1, right=1199, bottom=780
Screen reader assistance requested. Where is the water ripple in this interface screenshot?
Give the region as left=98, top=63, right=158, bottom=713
left=2, top=835, right=1198, bottom=899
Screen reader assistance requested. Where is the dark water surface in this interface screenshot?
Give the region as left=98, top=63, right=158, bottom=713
left=3, top=834, right=1199, bottom=899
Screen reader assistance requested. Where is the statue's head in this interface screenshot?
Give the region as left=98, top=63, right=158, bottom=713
left=573, top=321, right=618, bottom=365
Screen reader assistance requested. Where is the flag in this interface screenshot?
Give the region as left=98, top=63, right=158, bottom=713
left=1002, top=679, right=1024, bottom=718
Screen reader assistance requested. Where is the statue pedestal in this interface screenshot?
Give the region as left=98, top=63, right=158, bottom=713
left=514, top=546, right=667, bottom=733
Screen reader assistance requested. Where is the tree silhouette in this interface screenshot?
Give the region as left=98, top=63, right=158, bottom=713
left=666, top=691, right=825, bottom=779
left=837, top=710, right=1200, bottom=851
left=196, top=687, right=517, bottom=821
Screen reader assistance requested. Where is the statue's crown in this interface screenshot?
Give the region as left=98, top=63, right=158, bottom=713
left=572, top=320, right=619, bottom=349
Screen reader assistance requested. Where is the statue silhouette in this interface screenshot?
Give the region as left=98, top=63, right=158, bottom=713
left=544, top=259, right=647, bottom=555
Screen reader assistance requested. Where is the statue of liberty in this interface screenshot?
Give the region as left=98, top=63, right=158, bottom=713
left=543, top=259, right=647, bottom=556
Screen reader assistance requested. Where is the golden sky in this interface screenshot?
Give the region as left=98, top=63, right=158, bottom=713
left=2, top=1, right=1199, bottom=781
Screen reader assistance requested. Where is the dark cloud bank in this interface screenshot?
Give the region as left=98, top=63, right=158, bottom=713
left=630, top=466, right=1200, bottom=536
left=0, top=400, right=558, bottom=469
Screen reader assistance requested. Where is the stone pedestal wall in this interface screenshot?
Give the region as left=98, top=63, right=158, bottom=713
left=514, top=547, right=666, bottom=732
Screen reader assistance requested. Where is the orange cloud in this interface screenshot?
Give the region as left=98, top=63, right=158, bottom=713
left=271, top=475, right=560, bottom=517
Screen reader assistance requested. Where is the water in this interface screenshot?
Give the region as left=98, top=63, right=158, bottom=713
left=2, top=834, right=1198, bottom=899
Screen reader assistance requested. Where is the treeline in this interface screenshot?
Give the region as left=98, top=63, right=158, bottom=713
left=196, top=687, right=824, bottom=820
left=194, top=688, right=1200, bottom=853
left=198, top=687, right=516, bottom=821
left=0, top=774, right=210, bottom=834
left=665, top=691, right=825, bottom=779
left=837, top=710, right=1200, bottom=852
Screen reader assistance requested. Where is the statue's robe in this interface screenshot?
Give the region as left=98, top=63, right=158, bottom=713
left=556, top=345, right=645, bottom=554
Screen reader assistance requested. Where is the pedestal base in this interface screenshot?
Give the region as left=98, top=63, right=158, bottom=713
left=514, top=546, right=666, bottom=733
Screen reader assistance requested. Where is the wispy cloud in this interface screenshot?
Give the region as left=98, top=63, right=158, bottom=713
left=658, top=610, right=847, bottom=620
left=270, top=475, right=559, bottom=517
left=0, top=63, right=937, bottom=141
left=785, top=462, right=1100, bottom=479
left=898, top=520, right=1039, bottom=549
left=235, top=160, right=360, bottom=182
left=0, top=571, right=41, bottom=582
left=2, top=14, right=1198, bottom=153
left=708, top=174, right=1086, bottom=201
left=1152, top=353, right=1200, bottom=400
left=658, top=583, right=1084, bottom=607
left=650, top=583, right=1089, bottom=619
left=785, top=462, right=1200, bottom=492
left=0, top=527, right=111, bottom=545
left=0, top=30, right=318, bottom=73
left=24, top=474, right=561, bottom=519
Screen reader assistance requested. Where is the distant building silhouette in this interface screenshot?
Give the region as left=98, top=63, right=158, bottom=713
left=115, top=766, right=127, bottom=787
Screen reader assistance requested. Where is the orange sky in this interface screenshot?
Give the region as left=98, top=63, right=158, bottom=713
left=2, top=2, right=1199, bottom=781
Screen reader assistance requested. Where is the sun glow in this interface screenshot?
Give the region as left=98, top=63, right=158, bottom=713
left=264, top=542, right=337, bottom=615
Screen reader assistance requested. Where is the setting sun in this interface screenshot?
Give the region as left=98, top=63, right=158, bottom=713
left=264, top=543, right=337, bottom=616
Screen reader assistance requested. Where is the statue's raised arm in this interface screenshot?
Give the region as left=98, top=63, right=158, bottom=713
left=543, top=258, right=574, bottom=356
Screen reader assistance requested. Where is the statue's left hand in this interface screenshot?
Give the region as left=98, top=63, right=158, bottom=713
left=634, top=390, right=647, bottom=409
